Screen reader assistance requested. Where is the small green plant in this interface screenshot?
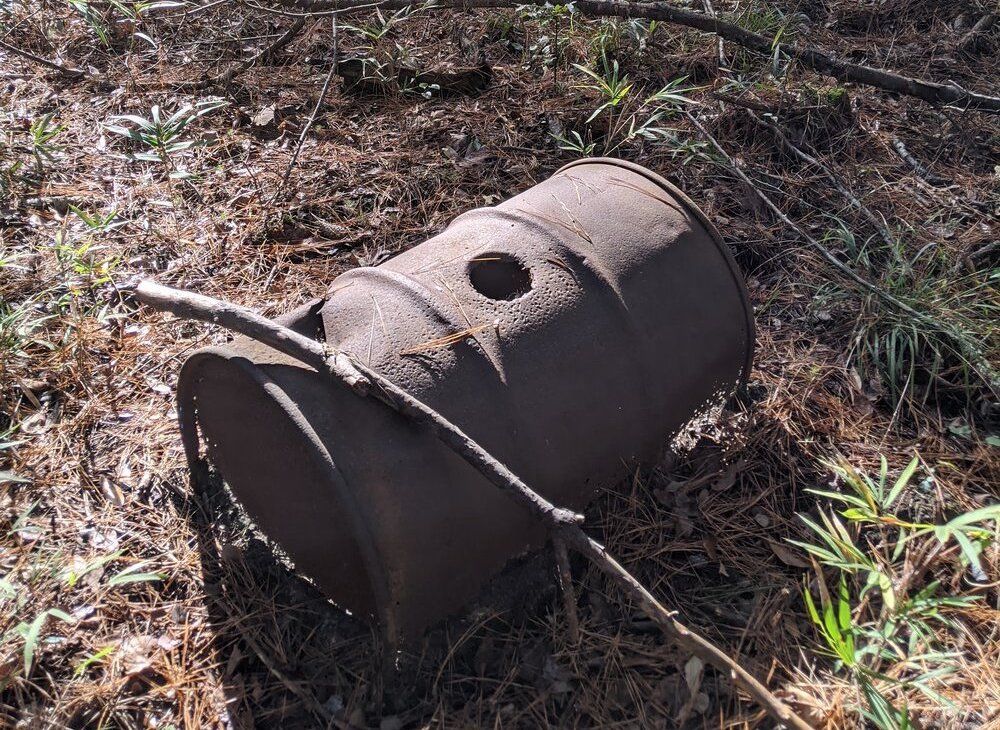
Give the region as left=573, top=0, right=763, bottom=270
left=0, top=296, right=56, bottom=358
left=29, top=113, right=66, bottom=170
left=54, top=229, right=120, bottom=290
left=555, top=61, right=697, bottom=155
left=107, top=560, right=165, bottom=587
left=74, top=645, right=116, bottom=677
left=552, top=130, right=596, bottom=155
left=794, top=455, right=998, bottom=728
left=105, top=99, right=226, bottom=178
left=67, top=0, right=185, bottom=46
left=633, top=18, right=659, bottom=46
left=806, top=455, right=998, bottom=576
left=68, top=0, right=112, bottom=46
left=341, top=5, right=423, bottom=91
left=518, top=2, right=575, bottom=69
left=817, top=220, right=999, bottom=410
left=738, top=4, right=790, bottom=35
left=588, top=17, right=658, bottom=62
left=727, top=5, right=795, bottom=73
left=1, top=158, right=26, bottom=199
left=9, top=608, right=75, bottom=676
left=342, top=4, right=417, bottom=42
left=62, top=551, right=123, bottom=588
left=71, top=205, right=124, bottom=234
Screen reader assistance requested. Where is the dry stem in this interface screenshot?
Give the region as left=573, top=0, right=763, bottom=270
left=0, top=38, right=88, bottom=79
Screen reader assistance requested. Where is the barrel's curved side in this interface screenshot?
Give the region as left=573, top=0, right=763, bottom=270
left=555, top=157, right=756, bottom=385
left=178, top=159, right=757, bottom=640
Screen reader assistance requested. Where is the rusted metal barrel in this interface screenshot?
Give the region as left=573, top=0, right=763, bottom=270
left=178, top=158, right=754, bottom=639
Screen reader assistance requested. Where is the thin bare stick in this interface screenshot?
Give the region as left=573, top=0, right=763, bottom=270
left=225, top=15, right=306, bottom=84
left=134, top=281, right=368, bottom=391
left=745, top=110, right=897, bottom=250
left=552, top=535, right=580, bottom=644
left=711, top=90, right=775, bottom=114
left=684, top=111, right=1000, bottom=396
left=558, top=526, right=810, bottom=729
left=134, top=280, right=813, bottom=730
left=262, top=0, right=1000, bottom=113
left=890, top=135, right=949, bottom=187
left=0, top=39, right=87, bottom=80
left=245, top=0, right=387, bottom=17
left=230, top=616, right=348, bottom=728
left=273, top=15, right=339, bottom=201
left=178, top=16, right=306, bottom=90
left=700, top=0, right=725, bottom=68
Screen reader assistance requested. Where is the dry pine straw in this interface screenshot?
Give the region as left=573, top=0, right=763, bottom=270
left=2, top=0, right=999, bottom=727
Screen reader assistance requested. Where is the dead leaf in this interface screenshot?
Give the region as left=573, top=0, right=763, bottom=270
left=252, top=106, right=275, bottom=126
left=157, top=636, right=180, bottom=651
left=702, top=536, right=718, bottom=562
left=768, top=541, right=810, bottom=568
left=711, top=460, right=744, bottom=491
left=118, top=635, right=158, bottom=678
left=683, top=656, right=704, bottom=694
left=543, top=655, right=574, bottom=694
left=676, top=656, right=707, bottom=723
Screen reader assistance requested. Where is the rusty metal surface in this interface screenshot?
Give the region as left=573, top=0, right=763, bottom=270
left=178, top=158, right=755, bottom=639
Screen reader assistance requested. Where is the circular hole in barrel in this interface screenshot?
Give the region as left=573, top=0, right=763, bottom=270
left=468, top=253, right=532, bottom=301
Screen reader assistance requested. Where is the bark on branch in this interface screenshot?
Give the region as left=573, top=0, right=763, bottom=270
left=261, top=0, right=1000, bottom=113
left=0, top=39, right=88, bottom=80
left=134, top=279, right=813, bottom=730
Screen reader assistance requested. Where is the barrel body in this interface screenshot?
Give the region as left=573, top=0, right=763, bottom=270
left=179, top=158, right=754, bottom=638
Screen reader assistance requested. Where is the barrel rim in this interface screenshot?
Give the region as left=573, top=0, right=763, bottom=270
left=555, top=157, right=756, bottom=386
left=179, top=348, right=394, bottom=631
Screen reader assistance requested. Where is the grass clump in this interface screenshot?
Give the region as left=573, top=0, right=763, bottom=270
left=795, top=455, right=999, bottom=728
left=813, top=220, right=999, bottom=417
left=553, top=58, right=697, bottom=155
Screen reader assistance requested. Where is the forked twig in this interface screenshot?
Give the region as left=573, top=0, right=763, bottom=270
left=134, top=279, right=813, bottom=730
left=135, top=281, right=583, bottom=529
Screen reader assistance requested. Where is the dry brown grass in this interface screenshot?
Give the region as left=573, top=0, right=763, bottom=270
left=2, top=0, right=998, bottom=727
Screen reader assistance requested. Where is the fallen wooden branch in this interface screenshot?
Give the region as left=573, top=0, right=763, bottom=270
left=957, top=12, right=997, bottom=54
left=135, top=280, right=584, bottom=529
left=0, top=39, right=88, bottom=80
left=134, top=279, right=813, bottom=730
left=257, top=0, right=1000, bottom=113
